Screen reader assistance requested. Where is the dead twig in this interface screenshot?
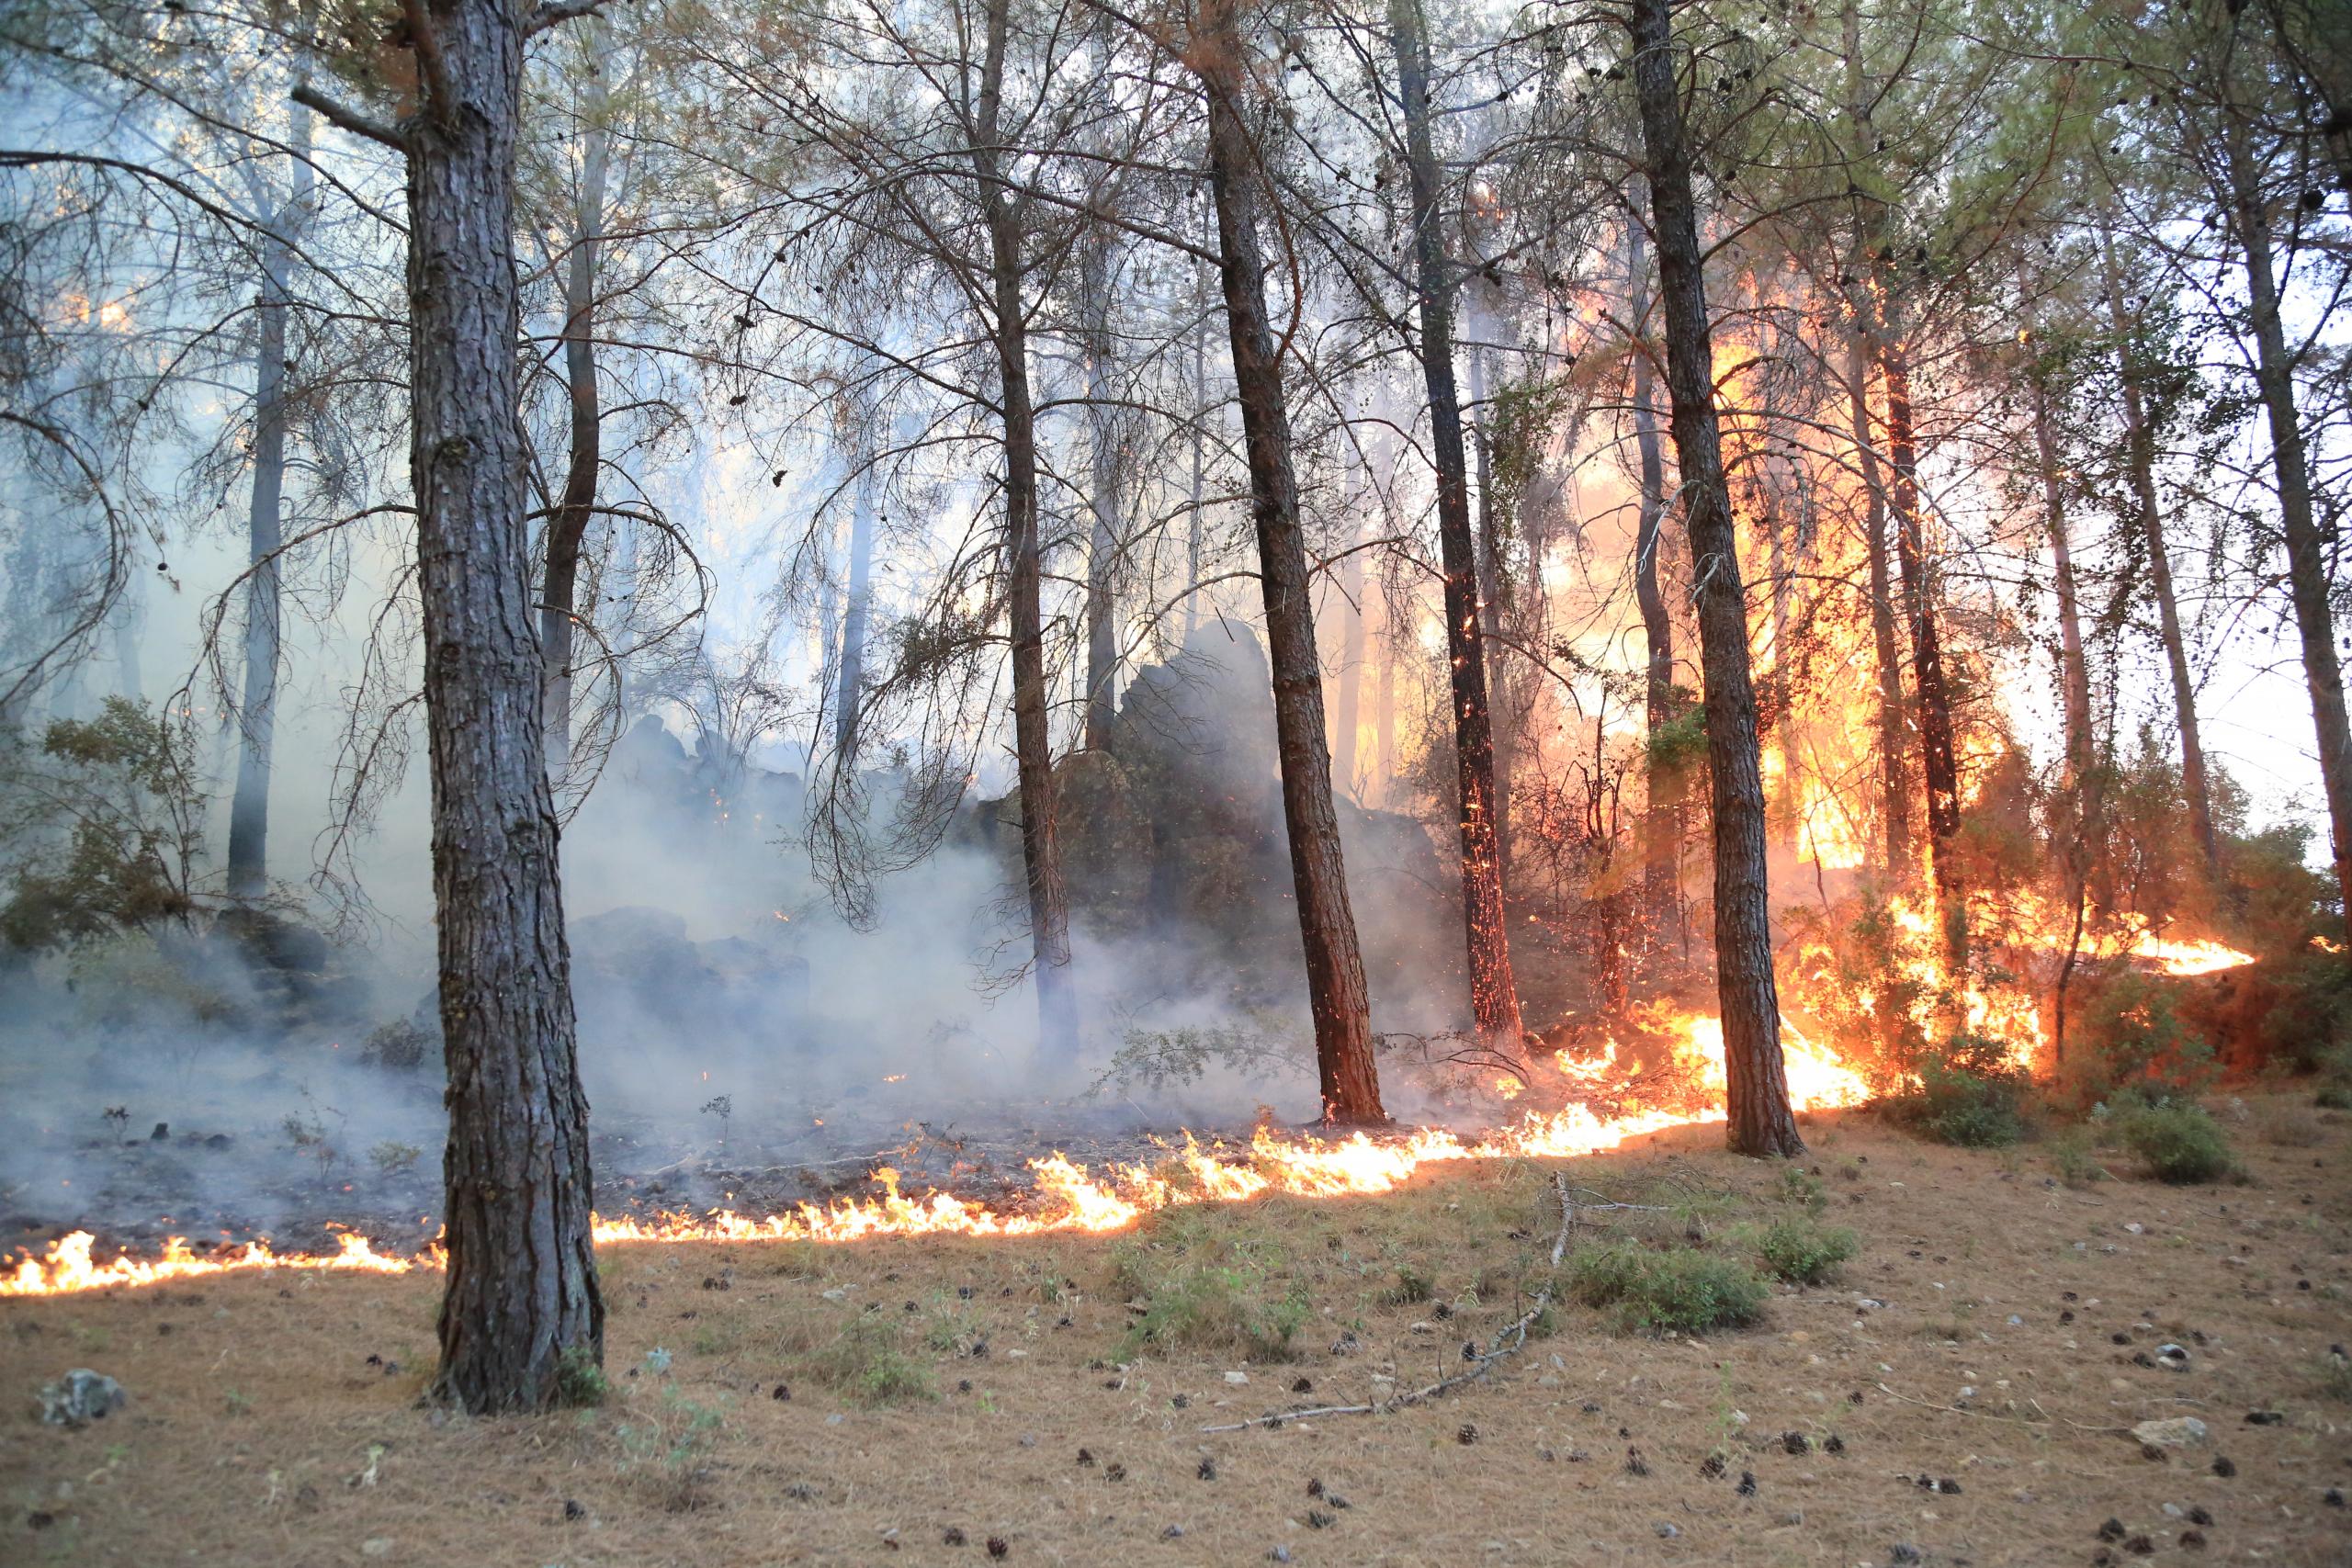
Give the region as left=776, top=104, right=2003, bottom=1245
left=1874, top=1382, right=2129, bottom=1436
left=1201, top=1172, right=1576, bottom=1434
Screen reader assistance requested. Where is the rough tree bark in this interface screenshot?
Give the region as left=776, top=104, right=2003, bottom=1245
left=1627, top=214, right=1682, bottom=949
left=974, top=0, right=1079, bottom=1055
left=540, top=85, right=608, bottom=778
left=2098, top=228, right=2220, bottom=884
left=1196, top=0, right=1384, bottom=1123
left=2224, top=112, right=2352, bottom=945
left=227, top=106, right=311, bottom=900
left=400, top=0, right=603, bottom=1410
left=1629, top=0, right=1802, bottom=1158
left=1388, top=0, right=1522, bottom=1045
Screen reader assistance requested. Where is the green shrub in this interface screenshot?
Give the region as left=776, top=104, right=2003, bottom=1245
left=556, top=1344, right=609, bottom=1407
left=2115, top=1101, right=2233, bottom=1184
left=2064, top=969, right=2216, bottom=1111
left=1756, top=1218, right=1859, bottom=1285
left=1891, top=1033, right=2028, bottom=1146
left=2043, top=1126, right=2110, bottom=1187
left=1118, top=1259, right=1308, bottom=1360
left=1566, top=1242, right=1768, bottom=1336
left=2312, top=1042, right=2352, bottom=1110
left=809, top=1314, right=935, bottom=1405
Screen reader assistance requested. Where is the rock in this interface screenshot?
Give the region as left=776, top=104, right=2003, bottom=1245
left=2154, top=1344, right=2190, bottom=1371
left=2132, top=1417, right=2208, bottom=1449
left=1652, top=1522, right=1679, bottom=1539
left=37, top=1370, right=125, bottom=1427
left=361, top=1540, right=393, bottom=1559
left=1224, top=1371, right=1250, bottom=1385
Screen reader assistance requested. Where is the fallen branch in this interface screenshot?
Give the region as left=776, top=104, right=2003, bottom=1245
left=1874, top=1382, right=2129, bottom=1436
left=1202, top=1172, right=1576, bottom=1434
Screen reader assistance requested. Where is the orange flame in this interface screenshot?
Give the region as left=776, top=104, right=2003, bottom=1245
left=5, top=1010, right=1883, bottom=1298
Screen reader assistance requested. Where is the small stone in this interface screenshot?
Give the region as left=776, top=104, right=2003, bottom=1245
left=1161, top=1525, right=1184, bottom=1540
left=1267, top=1549, right=1292, bottom=1563
left=1224, top=1371, right=1250, bottom=1386
left=2154, top=1344, right=2190, bottom=1371
left=37, top=1370, right=126, bottom=1427
left=1652, top=1522, right=1679, bottom=1540
left=361, top=1541, right=393, bottom=1560
left=1889, top=1547, right=1921, bottom=1565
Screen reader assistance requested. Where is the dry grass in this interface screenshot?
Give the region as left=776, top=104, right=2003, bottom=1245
left=5, top=1096, right=2350, bottom=1565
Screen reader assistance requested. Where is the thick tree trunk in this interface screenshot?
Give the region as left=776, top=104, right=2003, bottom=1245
left=1628, top=218, right=1681, bottom=949
left=2098, top=229, right=2220, bottom=882
left=227, top=107, right=311, bottom=900
left=2226, top=116, right=2352, bottom=944
left=1629, top=0, right=1801, bottom=1158
left=1081, top=234, right=1120, bottom=750
left=405, top=0, right=602, bottom=1411
left=540, top=109, right=607, bottom=778
left=1199, top=0, right=1384, bottom=1123
left=975, top=0, right=1078, bottom=1055
left=1388, top=0, right=1521, bottom=1045
left=1877, top=321, right=1965, bottom=963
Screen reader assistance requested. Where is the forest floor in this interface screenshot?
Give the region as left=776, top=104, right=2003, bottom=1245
left=4, top=1091, right=2349, bottom=1567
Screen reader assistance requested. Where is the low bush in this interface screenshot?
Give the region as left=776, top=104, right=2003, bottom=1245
left=1113, top=1213, right=1309, bottom=1360
left=1890, top=1033, right=2029, bottom=1147
left=2063, top=969, right=2216, bottom=1111
left=1756, top=1218, right=1859, bottom=1285
left=2115, top=1100, right=2233, bottom=1184
left=1566, top=1241, right=1768, bottom=1336
left=808, top=1314, right=935, bottom=1405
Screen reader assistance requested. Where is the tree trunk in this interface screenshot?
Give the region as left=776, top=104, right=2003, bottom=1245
left=1838, top=2, right=1911, bottom=882
left=405, top=0, right=603, bottom=1411
left=1082, top=231, right=1120, bottom=750
left=1627, top=216, right=1682, bottom=951
left=2225, top=113, right=2352, bottom=944
left=1388, top=0, right=1521, bottom=1046
left=1877, top=318, right=1965, bottom=964
left=2029, top=355, right=2092, bottom=783
left=974, top=0, right=1078, bottom=1055
left=540, top=105, right=608, bottom=778
left=1464, top=338, right=1514, bottom=879
left=1629, top=0, right=1801, bottom=1158
left=2098, top=228, right=2220, bottom=883
left=227, top=106, right=312, bottom=900
left=1198, top=0, right=1384, bottom=1124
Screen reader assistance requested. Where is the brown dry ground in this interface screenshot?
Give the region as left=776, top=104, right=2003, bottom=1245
left=4, top=1092, right=2350, bottom=1568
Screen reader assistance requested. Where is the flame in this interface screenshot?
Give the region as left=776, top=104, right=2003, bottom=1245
left=6, top=1009, right=1882, bottom=1298
left=2124, top=933, right=2255, bottom=977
